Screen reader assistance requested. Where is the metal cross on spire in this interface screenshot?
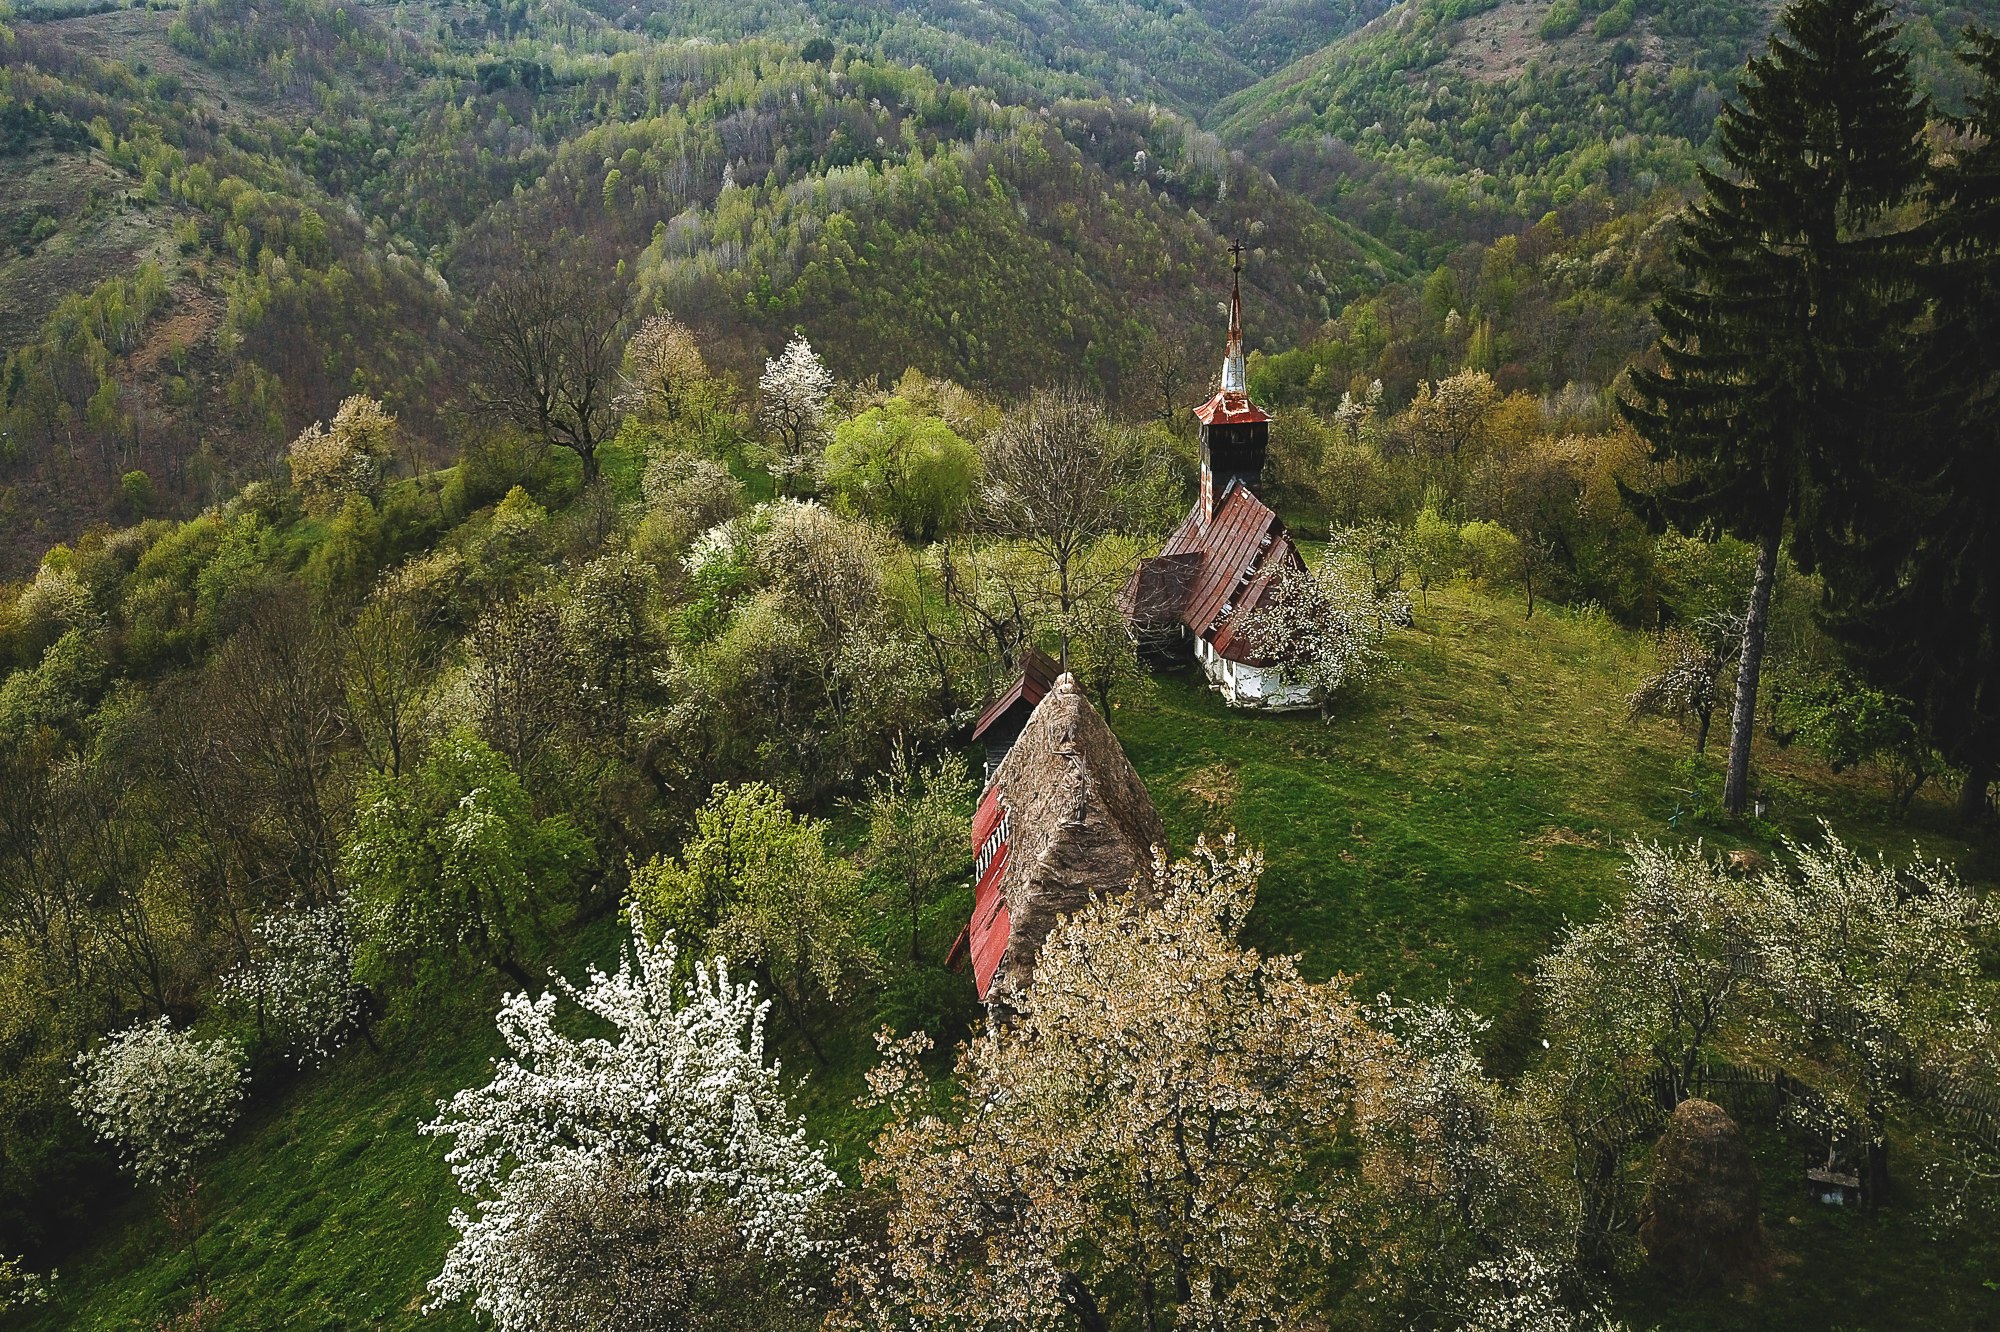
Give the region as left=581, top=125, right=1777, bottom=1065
left=1221, top=237, right=1247, bottom=393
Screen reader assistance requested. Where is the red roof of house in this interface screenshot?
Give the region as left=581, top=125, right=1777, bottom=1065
left=1139, top=482, right=1304, bottom=663
left=965, top=785, right=1012, bottom=999
left=969, top=645, right=1061, bottom=744
left=1193, top=389, right=1271, bottom=426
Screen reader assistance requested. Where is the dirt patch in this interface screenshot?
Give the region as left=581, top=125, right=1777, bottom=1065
left=1437, top=2, right=1557, bottom=85
left=129, top=289, right=219, bottom=376
left=1181, top=761, right=1240, bottom=812
left=1524, top=824, right=1597, bottom=850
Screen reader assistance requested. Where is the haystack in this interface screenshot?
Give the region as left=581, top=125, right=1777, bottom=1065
left=1640, top=1097, right=1768, bottom=1292
left=983, top=672, right=1166, bottom=1007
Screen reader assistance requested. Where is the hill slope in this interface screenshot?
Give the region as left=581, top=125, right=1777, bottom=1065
left=0, top=0, right=1398, bottom=574
left=15, top=583, right=1995, bottom=1331
left=1215, top=0, right=2000, bottom=256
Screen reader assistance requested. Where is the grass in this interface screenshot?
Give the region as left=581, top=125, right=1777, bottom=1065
left=14, top=583, right=1996, bottom=1330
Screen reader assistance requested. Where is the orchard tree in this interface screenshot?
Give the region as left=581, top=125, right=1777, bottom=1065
left=823, top=400, right=979, bottom=541
left=71, top=1018, right=246, bottom=1187
left=1052, top=586, right=1143, bottom=717
left=1620, top=0, right=1926, bottom=815
left=1744, top=829, right=1998, bottom=1206
left=287, top=394, right=396, bottom=516
left=423, top=906, right=840, bottom=1332
left=0, top=1256, right=53, bottom=1313
left=621, top=314, right=708, bottom=426
left=71, top=1018, right=248, bottom=1291
left=467, top=593, right=580, bottom=784
left=1626, top=613, right=1740, bottom=754
left=839, top=838, right=1395, bottom=1332
left=759, top=335, right=835, bottom=491
left=218, top=903, right=366, bottom=1067
left=862, top=745, right=976, bottom=962
left=633, top=782, right=871, bottom=1060
left=1356, top=1001, right=1592, bottom=1326
left=1408, top=504, right=1461, bottom=609
left=1403, top=368, right=1499, bottom=465
left=1233, top=559, right=1407, bottom=718
left=344, top=732, right=588, bottom=991
left=1538, top=843, right=1752, bottom=1109
left=977, top=387, right=1125, bottom=620
left=1526, top=842, right=1754, bottom=1261
left=345, top=551, right=462, bottom=779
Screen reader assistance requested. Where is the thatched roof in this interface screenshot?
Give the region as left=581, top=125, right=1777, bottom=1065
left=982, top=672, right=1166, bottom=1007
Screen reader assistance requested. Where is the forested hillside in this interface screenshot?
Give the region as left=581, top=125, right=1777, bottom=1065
left=0, top=0, right=1395, bottom=574
left=1218, top=0, right=2000, bottom=256
left=5, top=0, right=2000, bottom=1329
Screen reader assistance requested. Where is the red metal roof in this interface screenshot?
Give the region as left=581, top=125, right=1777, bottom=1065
left=969, top=645, right=1061, bottom=745
left=1207, top=553, right=1294, bottom=663
left=966, top=785, right=1012, bottom=1000
left=1148, top=482, right=1304, bottom=663
left=1193, top=389, right=1271, bottom=426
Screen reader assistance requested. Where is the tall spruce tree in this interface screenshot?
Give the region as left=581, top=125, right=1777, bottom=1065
left=1819, top=30, right=2000, bottom=823
left=1621, top=0, right=1926, bottom=816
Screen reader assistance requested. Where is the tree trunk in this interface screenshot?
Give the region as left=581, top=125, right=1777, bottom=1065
left=1059, top=1273, right=1111, bottom=1332
left=760, top=963, right=828, bottom=1065
left=1723, top=528, right=1780, bottom=817
left=496, top=955, right=535, bottom=991
left=1958, top=756, right=1992, bottom=826
left=1695, top=704, right=1713, bottom=755
left=1865, top=1099, right=1891, bottom=1211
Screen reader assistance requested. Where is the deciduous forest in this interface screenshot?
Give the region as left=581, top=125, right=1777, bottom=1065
left=2, top=0, right=1998, bottom=1329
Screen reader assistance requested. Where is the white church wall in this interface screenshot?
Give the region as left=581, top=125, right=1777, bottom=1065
left=1194, top=636, right=1317, bottom=711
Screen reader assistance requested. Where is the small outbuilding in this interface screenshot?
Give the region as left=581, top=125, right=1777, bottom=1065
left=966, top=645, right=1061, bottom=783
left=947, top=671, right=1165, bottom=1008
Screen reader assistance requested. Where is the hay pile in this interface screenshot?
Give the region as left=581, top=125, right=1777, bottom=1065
left=985, top=673, right=1166, bottom=1007
left=1640, top=1097, right=1769, bottom=1292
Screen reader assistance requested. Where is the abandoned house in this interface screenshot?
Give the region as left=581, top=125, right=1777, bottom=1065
left=1121, top=243, right=1313, bottom=710
left=947, top=670, right=1165, bottom=1008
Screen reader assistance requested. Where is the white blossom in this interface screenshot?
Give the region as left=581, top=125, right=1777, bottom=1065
left=758, top=335, right=835, bottom=484
left=422, top=904, right=840, bottom=1331
left=218, top=903, right=364, bottom=1067
left=0, top=1256, right=55, bottom=1313
left=1456, top=1247, right=1626, bottom=1332
left=1232, top=558, right=1407, bottom=713
left=70, top=1017, right=248, bottom=1189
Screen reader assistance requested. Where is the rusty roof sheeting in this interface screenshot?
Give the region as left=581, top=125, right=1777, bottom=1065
left=1193, top=389, right=1271, bottom=426
left=1157, top=483, right=1298, bottom=634
left=969, top=645, right=1061, bottom=745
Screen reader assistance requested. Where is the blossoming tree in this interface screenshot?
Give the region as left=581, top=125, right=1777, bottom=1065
left=70, top=1018, right=248, bottom=1291
left=840, top=837, right=1396, bottom=1332
left=423, top=905, right=840, bottom=1332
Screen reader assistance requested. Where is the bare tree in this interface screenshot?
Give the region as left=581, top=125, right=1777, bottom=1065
left=977, top=388, right=1125, bottom=623
left=469, top=241, right=629, bottom=483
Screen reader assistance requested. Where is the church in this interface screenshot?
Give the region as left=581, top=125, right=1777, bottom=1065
left=1120, top=245, right=1313, bottom=710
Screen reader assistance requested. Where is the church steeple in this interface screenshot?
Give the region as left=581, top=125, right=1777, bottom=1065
left=1220, top=237, right=1247, bottom=395
left=1194, top=238, right=1271, bottom=522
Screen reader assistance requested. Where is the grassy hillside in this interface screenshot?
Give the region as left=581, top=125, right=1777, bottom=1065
left=17, top=581, right=1994, bottom=1332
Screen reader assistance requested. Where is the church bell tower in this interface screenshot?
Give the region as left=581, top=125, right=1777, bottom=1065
left=1194, top=239, right=1272, bottom=522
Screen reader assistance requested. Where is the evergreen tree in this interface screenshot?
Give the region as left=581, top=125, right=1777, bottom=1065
left=1621, top=0, right=1926, bottom=816
left=1820, top=29, right=2000, bottom=823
